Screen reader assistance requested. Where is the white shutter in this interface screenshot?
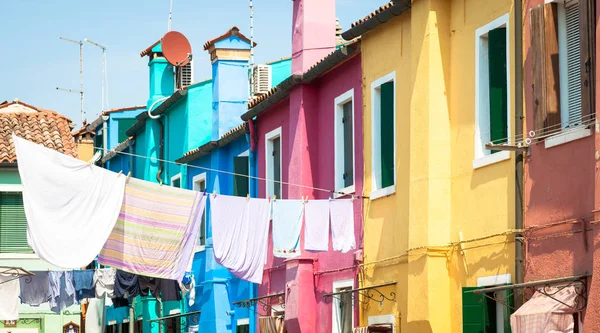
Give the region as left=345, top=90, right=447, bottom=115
left=566, top=0, right=582, bottom=127
left=252, top=65, right=272, bottom=95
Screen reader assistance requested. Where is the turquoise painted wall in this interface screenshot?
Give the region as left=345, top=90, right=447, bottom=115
left=269, top=58, right=292, bottom=87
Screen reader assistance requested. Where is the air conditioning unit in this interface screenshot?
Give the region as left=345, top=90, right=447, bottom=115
left=175, top=61, right=193, bottom=89
left=252, top=65, right=271, bottom=96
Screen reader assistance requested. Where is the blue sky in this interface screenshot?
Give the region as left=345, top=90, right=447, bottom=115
left=0, top=0, right=382, bottom=126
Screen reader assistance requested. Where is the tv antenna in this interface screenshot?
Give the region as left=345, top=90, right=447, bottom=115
left=84, top=38, right=109, bottom=112
left=57, top=37, right=85, bottom=125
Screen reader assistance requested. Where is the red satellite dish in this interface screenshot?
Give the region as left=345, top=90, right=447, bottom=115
left=161, top=31, right=192, bottom=67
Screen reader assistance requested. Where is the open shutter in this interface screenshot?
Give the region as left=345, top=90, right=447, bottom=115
left=503, top=289, right=515, bottom=333
left=488, top=27, right=508, bottom=150
left=530, top=3, right=562, bottom=135
left=580, top=0, right=595, bottom=120
left=342, top=102, right=354, bottom=188
left=272, top=138, right=281, bottom=198
left=0, top=193, right=32, bottom=253
left=380, top=82, right=394, bottom=189
left=462, top=287, right=491, bottom=333
left=233, top=156, right=249, bottom=197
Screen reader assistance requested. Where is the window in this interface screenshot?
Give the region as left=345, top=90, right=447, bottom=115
left=474, top=14, right=511, bottom=168
left=236, top=319, right=250, bottom=333
left=371, top=72, right=396, bottom=199
left=94, top=128, right=104, bottom=155
left=265, top=128, right=282, bottom=198
left=176, top=61, right=193, bottom=89
left=332, top=279, right=354, bottom=333
left=463, top=275, right=513, bottom=333
left=117, top=119, right=137, bottom=143
left=530, top=1, right=594, bottom=138
left=171, top=174, right=181, bottom=188
left=0, top=192, right=32, bottom=253
left=193, top=173, right=207, bottom=247
left=334, top=89, right=355, bottom=195
left=234, top=151, right=250, bottom=197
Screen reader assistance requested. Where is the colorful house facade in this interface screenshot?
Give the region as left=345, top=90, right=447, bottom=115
left=342, top=0, right=518, bottom=331
left=240, top=0, right=364, bottom=332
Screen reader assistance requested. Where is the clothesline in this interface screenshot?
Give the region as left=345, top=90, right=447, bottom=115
left=81, top=144, right=370, bottom=199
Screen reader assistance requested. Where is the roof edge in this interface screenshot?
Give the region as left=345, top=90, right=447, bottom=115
left=177, top=123, right=249, bottom=163
left=341, top=0, right=411, bottom=40
left=125, top=90, right=188, bottom=137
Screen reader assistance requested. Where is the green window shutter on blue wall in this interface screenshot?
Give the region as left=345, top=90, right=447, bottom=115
left=118, top=119, right=137, bottom=143
left=488, top=27, right=508, bottom=151
left=233, top=156, right=249, bottom=197
left=380, top=81, right=395, bottom=188
left=0, top=192, right=32, bottom=254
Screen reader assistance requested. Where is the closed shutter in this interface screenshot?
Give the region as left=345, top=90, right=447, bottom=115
left=462, top=287, right=491, bottom=333
left=0, top=192, right=32, bottom=253
left=488, top=27, right=508, bottom=150
left=272, top=138, right=281, bottom=198
left=233, top=156, right=249, bottom=197
left=118, top=119, right=137, bottom=143
left=566, top=1, right=583, bottom=126
left=342, top=101, right=354, bottom=188
left=380, top=81, right=395, bottom=189
left=579, top=0, right=595, bottom=120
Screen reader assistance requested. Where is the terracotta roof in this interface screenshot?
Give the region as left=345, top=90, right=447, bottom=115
left=72, top=123, right=95, bottom=137
left=140, top=40, right=161, bottom=57
left=350, top=1, right=395, bottom=28
left=342, top=0, right=411, bottom=40
left=0, top=102, right=77, bottom=163
left=203, top=26, right=257, bottom=51
left=86, top=105, right=146, bottom=131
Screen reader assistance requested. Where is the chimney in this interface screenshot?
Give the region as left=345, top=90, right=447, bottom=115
left=291, top=0, right=336, bottom=74
left=204, top=27, right=254, bottom=140
left=336, top=18, right=343, bottom=45
left=142, top=42, right=175, bottom=109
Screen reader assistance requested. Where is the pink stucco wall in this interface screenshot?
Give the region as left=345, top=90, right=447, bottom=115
left=256, top=55, right=364, bottom=333
left=523, top=0, right=599, bottom=329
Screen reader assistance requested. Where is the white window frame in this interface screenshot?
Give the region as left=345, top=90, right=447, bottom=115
left=334, top=89, right=356, bottom=198
left=265, top=127, right=282, bottom=198
left=477, top=274, right=512, bottom=333
left=332, top=279, right=354, bottom=333
left=367, top=314, right=395, bottom=333
left=193, top=173, right=207, bottom=252
left=370, top=71, right=396, bottom=200
left=473, top=13, right=511, bottom=169
left=171, top=173, right=182, bottom=188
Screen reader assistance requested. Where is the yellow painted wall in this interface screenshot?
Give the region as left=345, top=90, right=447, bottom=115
left=360, top=0, right=516, bottom=332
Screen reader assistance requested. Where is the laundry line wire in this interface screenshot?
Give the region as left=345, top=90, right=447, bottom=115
left=83, top=144, right=369, bottom=199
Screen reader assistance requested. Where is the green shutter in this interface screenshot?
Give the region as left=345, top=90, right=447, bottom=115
left=233, top=156, right=249, bottom=197
left=118, top=119, right=137, bottom=143
left=272, top=138, right=281, bottom=198
left=488, top=27, right=508, bottom=152
left=0, top=193, right=32, bottom=253
left=462, top=287, right=490, bottom=333
left=342, top=102, right=354, bottom=188
left=503, top=289, right=514, bottom=333
left=380, top=81, right=395, bottom=188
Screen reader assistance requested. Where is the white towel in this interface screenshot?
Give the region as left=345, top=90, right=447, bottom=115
left=272, top=199, right=304, bottom=258
left=13, top=135, right=126, bottom=269
left=304, top=200, right=330, bottom=251
left=329, top=199, right=356, bottom=253
left=211, top=195, right=271, bottom=284
left=0, top=275, right=19, bottom=320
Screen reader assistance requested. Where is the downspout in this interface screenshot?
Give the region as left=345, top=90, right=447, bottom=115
left=102, top=116, right=109, bottom=165
left=514, top=0, right=525, bottom=308
left=156, top=118, right=165, bottom=184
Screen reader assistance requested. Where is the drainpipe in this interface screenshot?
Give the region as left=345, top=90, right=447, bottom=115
left=514, top=0, right=525, bottom=308
left=155, top=118, right=165, bottom=184
left=102, top=116, right=109, bottom=162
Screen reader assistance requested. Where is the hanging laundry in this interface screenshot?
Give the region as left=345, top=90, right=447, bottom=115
left=94, top=268, right=116, bottom=298
left=138, top=276, right=159, bottom=297
left=179, top=273, right=196, bottom=306
left=111, top=297, right=129, bottom=308
left=98, top=178, right=206, bottom=281
left=304, top=200, right=330, bottom=251
left=0, top=275, right=20, bottom=320
left=159, top=279, right=182, bottom=302
left=114, top=270, right=140, bottom=298
left=211, top=195, right=271, bottom=284
left=272, top=199, right=304, bottom=258
left=73, top=270, right=95, bottom=301
left=85, top=297, right=106, bottom=333
left=12, top=135, right=126, bottom=269
left=329, top=199, right=356, bottom=253
left=49, top=271, right=77, bottom=313
left=19, top=271, right=51, bottom=306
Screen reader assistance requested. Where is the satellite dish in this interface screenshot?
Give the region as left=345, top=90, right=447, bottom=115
left=161, top=31, right=192, bottom=67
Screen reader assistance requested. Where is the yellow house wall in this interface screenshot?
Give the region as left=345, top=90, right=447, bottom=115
left=360, top=0, right=516, bottom=332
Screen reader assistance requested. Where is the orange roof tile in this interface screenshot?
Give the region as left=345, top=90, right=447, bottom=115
left=349, top=1, right=395, bottom=29
left=203, top=26, right=257, bottom=51
left=140, top=40, right=161, bottom=57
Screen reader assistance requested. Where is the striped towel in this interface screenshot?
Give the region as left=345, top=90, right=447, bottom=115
left=98, top=178, right=206, bottom=281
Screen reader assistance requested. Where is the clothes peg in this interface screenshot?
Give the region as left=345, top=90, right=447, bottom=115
left=351, top=195, right=356, bottom=202
left=246, top=193, right=250, bottom=201
left=273, top=194, right=276, bottom=201
left=117, top=170, right=123, bottom=177
left=213, top=191, right=217, bottom=198
left=126, top=172, right=131, bottom=181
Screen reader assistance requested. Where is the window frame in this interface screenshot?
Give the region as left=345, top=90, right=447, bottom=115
left=334, top=89, right=356, bottom=198
left=171, top=173, right=181, bottom=188
left=332, top=279, right=355, bottom=333
left=265, top=127, right=282, bottom=199
left=473, top=13, right=511, bottom=170
left=370, top=71, right=396, bottom=200
left=193, top=173, right=207, bottom=252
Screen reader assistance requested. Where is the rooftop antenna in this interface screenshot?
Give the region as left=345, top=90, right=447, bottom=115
left=168, top=0, right=174, bottom=31
left=248, top=0, right=255, bottom=96
left=57, top=37, right=84, bottom=126
left=84, top=38, right=109, bottom=112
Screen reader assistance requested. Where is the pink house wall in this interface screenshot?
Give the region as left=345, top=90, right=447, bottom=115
left=255, top=55, right=364, bottom=333
left=523, top=0, right=599, bottom=329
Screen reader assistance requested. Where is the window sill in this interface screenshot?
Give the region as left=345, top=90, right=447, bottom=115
left=334, top=185, right=356, bottom=198
left=0, top=253, right=38, bottom=259
left=472, top=151, right=510, bottom=170
left=544, top=126, right=592, bottom=149
left=370, top=186, right=396, bottom=201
